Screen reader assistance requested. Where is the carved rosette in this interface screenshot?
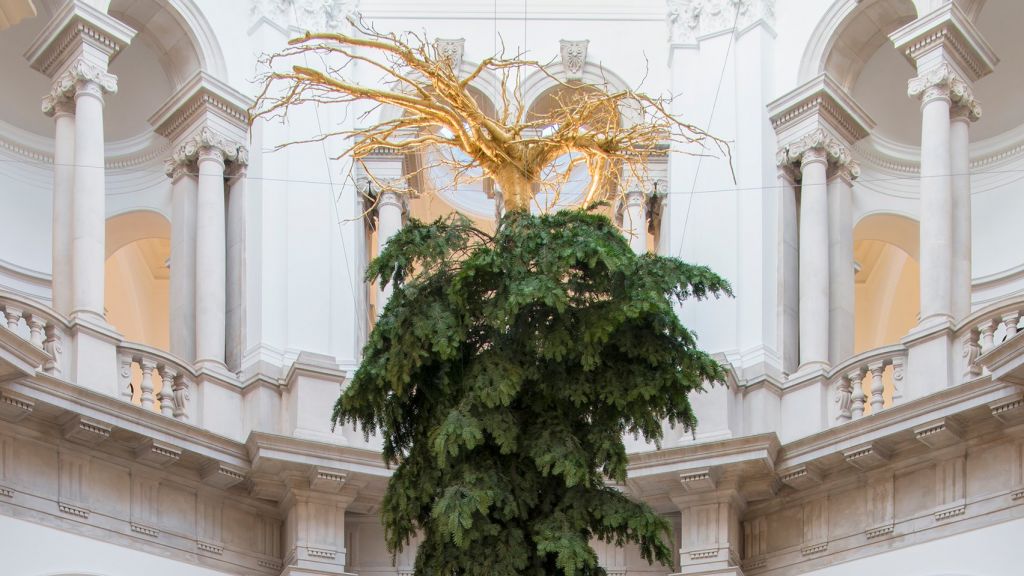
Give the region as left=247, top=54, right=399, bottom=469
left=41, top=59, right=119, bottom=117
left=559, top=40, right=589, bottom=81
left=251, top=0, right=361, bottom=31
left=908, top=63, right=982, bottom=121
left=777, top=128, right=860, bottom=181
left=435, top=38, right=465, bottom=74
left=667, top=0, right=775, bottom=44
left=164, top=127, right=248, bottom=178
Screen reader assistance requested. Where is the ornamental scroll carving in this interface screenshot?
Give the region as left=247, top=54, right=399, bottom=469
left=251, top=0, right=360, bottom=31
left=41, top=59, right=118, bottom=116
left=559, top=40, right=589, bottom=80
left=164, top=127, right=248, bottom=178
left=435, top=38, right=465, bottom=74
left=667, top=0, right=775, bottom=44
left=776, top=128, right=860, bottom=180
left=908, top=63, right=982, bottom=121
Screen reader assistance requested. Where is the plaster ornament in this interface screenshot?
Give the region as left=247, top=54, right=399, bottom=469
left=559, top=40, right=589, bottom=80
left=666, top=0, right=774, bottom=43
left=435, top=38, right=465, bottom=74
left=165, top=127, right=248, bottom=177
left=41, top=59, right=118, bottom=116
left=908, top=62, right=982, bottom=120
left=251, top=0, right=360, bottom=31
left=777, top=128, right=860, bottom=179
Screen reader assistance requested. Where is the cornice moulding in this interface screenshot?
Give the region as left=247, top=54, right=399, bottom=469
left=24, top=0, right=136, bottom=77
left=149, top=71, right=252, bottom=143
left=889, top=1, right=998, bottom=81
left=768, top=73, right=875, bottom=147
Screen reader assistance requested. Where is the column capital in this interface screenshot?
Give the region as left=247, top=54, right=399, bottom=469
left=776, top=128, right=860, bottom=181
left=170, top=126, right=247, bottom=170
left=359, top=176, right=415, bottom=221
left=25, top=0, right=136, bottom=79
left=41, top=59, right=118, bottom=116
left=890, top=1, right=998, bottom=84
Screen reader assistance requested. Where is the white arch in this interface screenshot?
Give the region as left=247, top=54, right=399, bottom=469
left=376, top=60, right=503, bottom=125
left=797, top=0, right=917, bottom=88
left=519, top=61, right=631, bottom=114
left=105, top=209, right=171, bottom=258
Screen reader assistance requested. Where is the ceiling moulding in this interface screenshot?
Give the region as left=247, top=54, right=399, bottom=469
left=0, top=0, right=36, bottom=31
left=768, top=72, right=875, bottom=148
left=23, top=0, right=136, bottom=77
left=149, top=71, right=253, bottom=145
left=889, top=1, right=998, bottom=82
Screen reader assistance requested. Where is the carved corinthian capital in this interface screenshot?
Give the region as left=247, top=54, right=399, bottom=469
left=909, top=64, right=982, bottom=121
left=777, top=128, right=860, bottom=180
left=165, top=127, right=247, bottom=178
left=41, top=59, right=118, bottom=117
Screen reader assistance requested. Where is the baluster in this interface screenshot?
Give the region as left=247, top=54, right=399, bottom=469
left=118, top=354, right=134, bottom=402
left=139, top=358, right=157, bottom=411
left=158, top=365, right=176, bottom=417
left=868, top=361, right=886, bottom=414
left=4, top=306, right=22, bottom=331
left=1003, top=311, right=1020, bottom=338
left=848, top=368, right=866, bottom=419
left=43, top=323, right=62, bottom=376
left=172, top=375, right=190, bottom=422
left=978, top=319, right=997, bottom=353
left=891, top=356, right=905, bottom=400
left=835, top=377, right=853, bottom=423
left=25, top=314, right=45, bottom=347
left=962, top=328, right=981, bottom=380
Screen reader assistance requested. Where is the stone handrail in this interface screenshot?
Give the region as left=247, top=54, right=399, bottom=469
left=116, top=342, right=195, bottom=422
left=0, top=291, right=68, bottom=377
left=828, top=344, right=906, bottom=424
left=955, top=294, right=1024, bottom=381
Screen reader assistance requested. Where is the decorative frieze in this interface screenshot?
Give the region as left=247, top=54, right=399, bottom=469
left=251, top=0, right=360, bottom=31
left=667, top=0, right=775, bottom=44
left=559, top=39, right=589, bottom=80
left=24, top=0, right=136, bottom=79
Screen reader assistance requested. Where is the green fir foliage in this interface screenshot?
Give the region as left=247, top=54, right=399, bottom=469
left=333, top=208, right=731, bottom=575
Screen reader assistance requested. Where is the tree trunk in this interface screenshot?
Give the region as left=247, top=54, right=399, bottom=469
left=494, top=167, right=534, bottom=213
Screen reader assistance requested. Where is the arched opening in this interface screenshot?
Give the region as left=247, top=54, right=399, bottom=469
left=104, top=211, right=171, bottom=350
left=854, top=213, right=920, bottom=352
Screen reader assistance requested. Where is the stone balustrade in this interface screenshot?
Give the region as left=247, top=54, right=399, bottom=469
left=116, top=343, right=194, bottom=422
left=957, top=295, right=1024, bottom=380
left=0, top=292, right=67, bottom=377
left=830, top=344, right=906, bottom=424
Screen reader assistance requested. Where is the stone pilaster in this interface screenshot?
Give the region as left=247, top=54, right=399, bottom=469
left=769, top=74, right=872, bottom=371
left=280, top=468, right=357, bottom=576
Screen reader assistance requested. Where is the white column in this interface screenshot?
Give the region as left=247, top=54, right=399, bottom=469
left=376, top=189, right=405, bottom=311
left=226, top=166, right=247, bottom=372
left=195, top=148, right=227, bottom=367
left=168, top=162, right=198, bottom=361
left=828, top=168, right=856, bottom=364
left=910, top=70, right=954, bottom=325
left=69, top=67, right=117, bottom=323
left=798, top=148, right=830, bottom=370
left=621, top=189, right=648, bottom=254
left=49, top=100, right=75, bottom=316
left=950, top=105, right=974, bottom=320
